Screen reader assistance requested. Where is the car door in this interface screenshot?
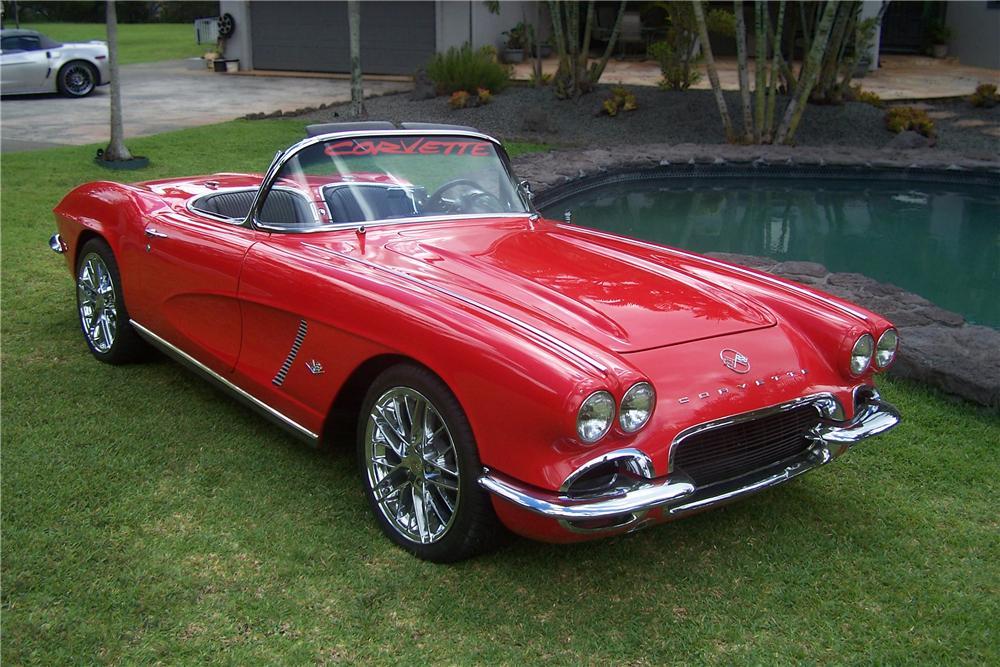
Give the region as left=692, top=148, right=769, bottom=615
left=133, top=212, right=263, bottom=376
left=0, top=35, right=52, bottom=93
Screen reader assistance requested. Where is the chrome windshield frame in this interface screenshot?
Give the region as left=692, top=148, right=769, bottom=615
left=243, top=128, right=530, bottom=233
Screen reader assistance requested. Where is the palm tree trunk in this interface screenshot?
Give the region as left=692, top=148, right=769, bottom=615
left=775, top=0, right=839, bottom=144
left=693, top=0, right=735, bottom=142
left=348, top=0, right=365, bottom=117
left=104, top=0, right=131, bottom=161
left=733, top=1, right=753, bottom=142
left=753, top=1, right=767, bottom=141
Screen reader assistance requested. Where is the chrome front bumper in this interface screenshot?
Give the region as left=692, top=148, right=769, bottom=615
left=479, top=390, right=900, bottom=530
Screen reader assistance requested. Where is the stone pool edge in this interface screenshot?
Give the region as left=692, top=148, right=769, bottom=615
left=513, top=145, right=1000, bottom=410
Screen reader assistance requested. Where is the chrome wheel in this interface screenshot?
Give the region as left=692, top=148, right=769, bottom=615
left=77, top=252, right=118, bottom=353
left=364, top=387, right=461, bottom=544
left=61, top=63, right=95, bottom=96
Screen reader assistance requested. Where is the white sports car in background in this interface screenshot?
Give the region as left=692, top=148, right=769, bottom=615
left=1, top=28, right=109, bottom=97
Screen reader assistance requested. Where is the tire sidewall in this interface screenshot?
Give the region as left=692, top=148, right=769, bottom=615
left=357, top=364, right=493, bottom=562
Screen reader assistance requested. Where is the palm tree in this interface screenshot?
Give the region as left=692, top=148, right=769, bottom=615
left=104, top=0, right=131, bottom=161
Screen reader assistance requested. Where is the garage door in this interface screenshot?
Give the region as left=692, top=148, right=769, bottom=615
left=250, top=1, right=436, bottom=75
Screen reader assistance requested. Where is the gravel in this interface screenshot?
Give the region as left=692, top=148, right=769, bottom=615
left=300, top=84, right=1000, bottom=159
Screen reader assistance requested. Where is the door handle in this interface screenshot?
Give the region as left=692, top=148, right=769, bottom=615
left=145, top=228, right=168, bottom=239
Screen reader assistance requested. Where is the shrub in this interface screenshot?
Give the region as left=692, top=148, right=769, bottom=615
left=885, top=107, right=935, bottom=137
left=600, top=86, right=638, bottom=117
left=476, top=88, right=493, bottom=104
left=850, top=84, right=884, bottom=108
left=969, top=83, right=999, bottom=108
left=427, top=44, right=509, bottom=96
left=449, top=90, right=471, bottom=109
left=649, top=41, right=701, bottom=91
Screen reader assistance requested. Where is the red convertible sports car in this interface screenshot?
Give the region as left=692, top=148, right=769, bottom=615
left=51, top=123, right=900, bottom=562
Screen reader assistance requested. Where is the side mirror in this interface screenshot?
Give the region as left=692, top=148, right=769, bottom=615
left=518, top=180, right=534, bottom=201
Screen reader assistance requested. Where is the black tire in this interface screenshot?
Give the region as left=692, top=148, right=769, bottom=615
left=75, top=239, right=147, bottom=364
left=357, top=363, right=503, bottom=562
left=57, top=61, right=97, bottom=97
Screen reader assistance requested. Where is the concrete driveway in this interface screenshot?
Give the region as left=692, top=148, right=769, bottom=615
left=0, top=58, right=411, bottom=152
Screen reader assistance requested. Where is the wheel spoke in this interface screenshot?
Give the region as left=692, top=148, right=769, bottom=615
left=411, top=484, right=430, bottom=543
left=425, top=487, right=450, bottom=526
left=422, top=455, right=458, bottom=477
left=427, top=474, right=459, bottom=493
left=99, top=314, right=113, bottom=348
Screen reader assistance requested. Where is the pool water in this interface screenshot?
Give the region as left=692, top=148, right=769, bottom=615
left=542, top=177, right=1000, bottom=328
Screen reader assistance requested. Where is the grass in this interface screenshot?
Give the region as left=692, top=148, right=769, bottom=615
left=2, top=120, right=999, bottom=665
left=21, top=22, right=207, bottom=65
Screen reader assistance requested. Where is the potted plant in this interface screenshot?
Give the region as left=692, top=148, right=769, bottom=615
left=502, top=22, right=527, bottom=63
left=926, top=20, right=952, bottom=58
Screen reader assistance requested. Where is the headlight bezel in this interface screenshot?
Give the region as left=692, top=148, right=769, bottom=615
left=576, top=390, right=615, bottom=444
left=619, top=382, right=655, bottom=433
left=850, top=333, right=875, bottom=376
left=875, top=328, right=898, bottom=369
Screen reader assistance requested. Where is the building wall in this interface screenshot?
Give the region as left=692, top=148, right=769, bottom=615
left=947, top=2, right=1000, bottom=69
left=436, top=1, right=550, bottom=53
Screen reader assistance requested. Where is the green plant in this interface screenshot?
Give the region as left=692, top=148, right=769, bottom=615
left=600, top=86, right=638, bottom=116
left=649, top=40, right=702, bottom=91
left=476, top=87, right=493, bottom=104
left=503, top=22, right=527, bottom=50
left=885, top=106, right=935, bottom=137
left=426, top=44, right=509, bottom=95
left=969, top=83, right=999, bottom=108
left=850, top=84, right=883, bottom=108
left=925, top=19, right=952, bottom=45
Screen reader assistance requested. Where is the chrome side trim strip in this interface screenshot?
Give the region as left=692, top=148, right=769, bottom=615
left=561, top=225, right=870, bottom=323
left=130, top=320, right=319, bottom=442
left=273, top=319, right=308, bottom=386
left=300, top=242, right=608, bottom=374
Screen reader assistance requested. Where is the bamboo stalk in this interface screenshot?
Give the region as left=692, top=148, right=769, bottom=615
left=693, top=0, right=735, bottom=142
left=764, top=0, right=786, bottom=141
left=775, top=0, right=840, bottom=143
left=733, top=1, right=753, bottom=142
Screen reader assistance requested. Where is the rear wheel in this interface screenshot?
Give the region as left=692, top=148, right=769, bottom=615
left=358, top=364, right=502, bottom=562
left=58, top=61, right=97, bottom=97
left=75, top=239, right=147, bottom=364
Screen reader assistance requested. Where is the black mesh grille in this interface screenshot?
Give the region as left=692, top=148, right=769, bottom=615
left=672, top=404, right=822, bottom=487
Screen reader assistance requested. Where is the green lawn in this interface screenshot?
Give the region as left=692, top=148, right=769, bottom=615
left=2, top=120, right=998, bottom=665
left=21, top=22, right=207, bottom=65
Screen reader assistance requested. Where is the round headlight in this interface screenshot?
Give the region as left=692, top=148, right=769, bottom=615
left=619, top=382, right=655, bottom=433
left=850, top=333, right=874, bottom=375
left=577, top=391, right=615, bottom=444
left=875, top=328, right=898, bottom=368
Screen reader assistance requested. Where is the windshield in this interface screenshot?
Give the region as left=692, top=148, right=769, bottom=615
left=260, top=134, right=530, bottom=227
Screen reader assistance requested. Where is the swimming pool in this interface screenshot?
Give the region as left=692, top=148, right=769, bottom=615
left=540, top=172, right=1000, bottom=329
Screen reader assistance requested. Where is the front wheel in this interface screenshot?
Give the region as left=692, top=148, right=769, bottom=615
left=75, top=239, right=147, bottom=364
left=358, top=364, right=503, bottom=562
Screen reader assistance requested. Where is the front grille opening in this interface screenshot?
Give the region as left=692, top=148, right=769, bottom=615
left=672, top=404, right=822, bottom=488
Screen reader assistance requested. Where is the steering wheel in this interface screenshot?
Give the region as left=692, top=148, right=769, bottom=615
left=426, top=179, right=504, bottom=214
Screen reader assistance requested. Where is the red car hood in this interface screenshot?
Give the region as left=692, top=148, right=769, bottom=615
left=312, top=217, right=776, bottom=353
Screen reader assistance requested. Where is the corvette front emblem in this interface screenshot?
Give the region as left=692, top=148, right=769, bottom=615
left=720, top=348, right=750, bottom=374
